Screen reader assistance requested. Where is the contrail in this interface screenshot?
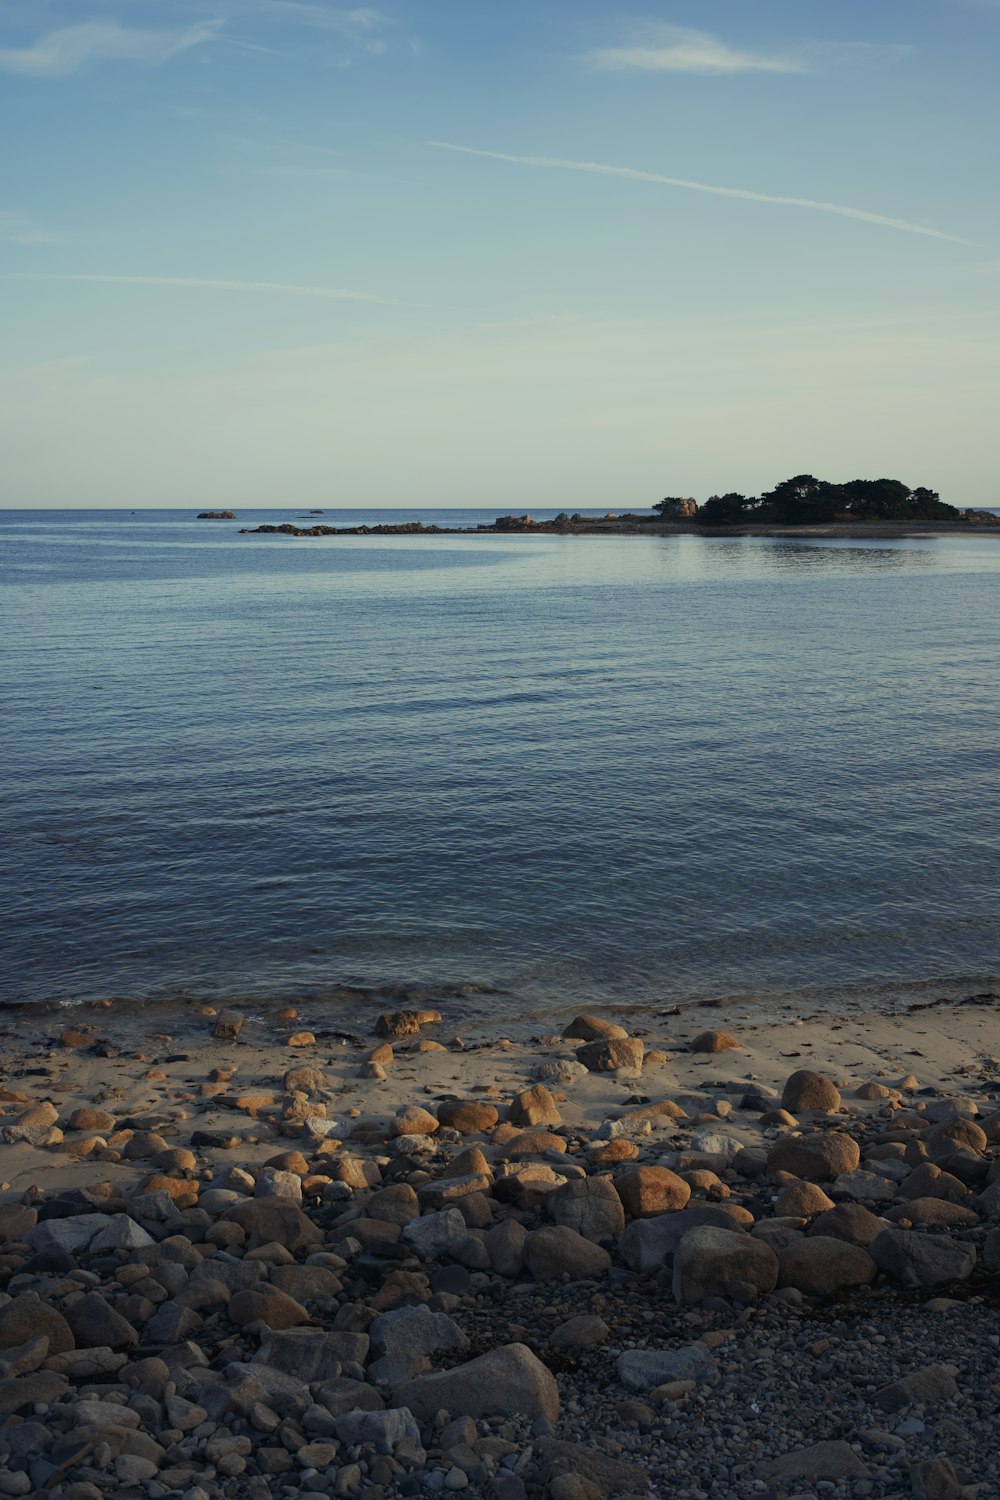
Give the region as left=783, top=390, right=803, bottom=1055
left=4, top=273, right=392, bottom=301
left=428, top=141, right=970, bottom=245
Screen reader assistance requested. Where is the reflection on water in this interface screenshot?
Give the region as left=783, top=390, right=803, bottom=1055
left=0, top=509, right=998, bottom=1014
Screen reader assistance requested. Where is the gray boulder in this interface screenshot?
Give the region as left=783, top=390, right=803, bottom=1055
left=869, top=1226, right=976, bottom=1287
left=395, top=1343, right=559, bottom=1422
left=673, top=1226, right=778, bottom=1305
left=616, top=1343, right=715, bottom=1392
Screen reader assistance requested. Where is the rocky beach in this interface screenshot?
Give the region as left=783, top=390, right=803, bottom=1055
left=0, top=994, right=998, bottom=1500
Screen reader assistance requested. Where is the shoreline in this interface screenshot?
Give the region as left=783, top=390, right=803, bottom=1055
left=238, top=519, right=1000, bottom=541
left=0, top=992, right=997, bottom=1494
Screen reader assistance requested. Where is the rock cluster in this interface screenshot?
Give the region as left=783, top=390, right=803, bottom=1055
left=0, top=1009, right=998, bottom=1500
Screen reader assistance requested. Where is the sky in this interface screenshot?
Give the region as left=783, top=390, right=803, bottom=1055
left=1, top=0, right=998, bottom=508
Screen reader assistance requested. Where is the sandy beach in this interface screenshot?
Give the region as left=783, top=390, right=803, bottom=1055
left=0, top=990, right=998, bottom=1499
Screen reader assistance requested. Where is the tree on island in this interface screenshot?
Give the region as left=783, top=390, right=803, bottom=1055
left=690, top=474, right=959, bottom=526
left=652, top=496, right=698, bottom=519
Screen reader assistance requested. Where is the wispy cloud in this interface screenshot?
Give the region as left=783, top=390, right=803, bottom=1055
left=0, top=20, right=223, bottom=78
left=583, top=25, right=804, bottom=75
left=0, top=211, right=53, bottom=245
left=582, top=25, right=911, bottom=77
left=5, top=273, right=393, bottom=302
left=428, top=142, right=971, bottom=245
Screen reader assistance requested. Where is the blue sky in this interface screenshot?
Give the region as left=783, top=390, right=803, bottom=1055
left=1, top=0, right=997, bottom=507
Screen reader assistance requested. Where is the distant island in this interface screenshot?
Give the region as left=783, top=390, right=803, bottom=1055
left=236, top=474, right=998, bottom=538
left=197, top=510, right=236, bottom=520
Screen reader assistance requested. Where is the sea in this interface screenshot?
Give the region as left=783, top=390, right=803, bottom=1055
left=2, top=507, right=999, bottom=1028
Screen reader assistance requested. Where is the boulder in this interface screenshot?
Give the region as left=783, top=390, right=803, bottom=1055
left=576, top=1039, right=644, bottom=1074
left=401, top=1208, right=468, bottom=1261
left=761, top=1441, right=868, bottom=1482
left=229, top=1289, right=311, bottom=1330
left=775, top=1182, right=835, bottom=1218
left=523, top=1226, right=612, bottom=1281
left=781, top=1070, right=841, bottom=1113
left=562, top=1016, right=628, bottom=1042
left=766, top=1132, right=860, bottom=1181
left=673, top=1226, right=778, bottom=1305
left=223, top=1198, right=324, bottom=1252
left=334, top=1407, right=423, bottom=1457
left=550, top=1177, right=625, bottom=1242
left=616, top=1343, right=716, bottom=1392
left=690, top=1030, right=739, bottom=1053
left=436, top=1101, right=499, bottom=1133
left=808, top=1202, right=885, bottom=1247
left=874, top=1363, right=960, bottom=1410
left=0, top=1294, right=75, bottom=1355
left=619, top=1204, right=753, bottom=1273
left=869, top=1226, right=976, bottom=1287
left=776, top=1235, right=878, bottom=1296
left=368, top=1304, right=468, bottom=1386
left=615, top=1165, right=690, bottom=1218
left=395, top=1343, right=559, bottom=1422
left=509, top=1085, right=561, bottom=1128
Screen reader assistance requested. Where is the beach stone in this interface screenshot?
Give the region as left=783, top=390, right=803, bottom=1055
left=255, top=1329, right=368, bottom=1381
left=537, top=1436, right=648, bottom=1497
left=24, top=1211, right=113, bottom=1257
left=673, top=1225, right=779, bottom=1305
left=910, top=1457, right=962, bottom=1499
left=0, top=1335, right=49, bottom=1379
left=224, top=1197, right=324, bottom=1252
left=616, top=1343, right=715, bottom=1392
left=576, top=1039, right=644, bottom=1074
left=767, top=1132, right=861, bottom=1180
left=229, top=1288, right=311, bottom=1329
left=437, top=1101, right=499, bottom=1133
left=832, top=1168, right=897, bottom=1202
left=856, top=1082, right=899, bottom=1100
left=562, top=1015, right=628, bottom=1042
left=775, top=1181, right=835, bottom=1217
left=620, top=1092, right=692, bottom=1128
left=898, top=1162, right=968, bottom=1203
left=615, top=1165, right=690, bottom=1218
left=68, top=1107, right=117, bottom=1132
left=869, top=1226, right=976, bottom=1286
left=391, top=1105, right=439, bottom=1137
left=485, top=1218, right=527, bottom=1277
left=501, top=1128, right=567, bottom=1158
left=334, top=1407, right=423, bottom=1455
left=590, top=1139, right=639, bottom=1165
left=213, top=1009, right=244, bottom=1040
left=776, top=1235, right=878, bottom=1295
left=885, top=1197, right=979, bottom=1227
left=402, top=1208, right=468, bottom=1260
left=2, top=1101, right=61, bottom=1148
left=808, top=1201, right=885, bottom=1246
left=874, top=1364, right=960, bottom=1410
left=535, top=1059, right=588, bottom=1086
left=368, top=1304, right=468, bottom=1386
left=64, top=1293, right=138, bottom=1351
left=690, top=1029, right=740, bottom=1053
left=781, top=1070, right=842, bottom=1113
left=0, top=1371, right=69, bottom=1414
left=508, top=1085, right=561, bottom=1128
left=367, top=1183, right=421, bottom=1225
left=282, top=1065, right=325, bottom=1093
left=395, top=1343, right=559, bottom=1422
left=550, top=1176, right=625, bottom=1241
left=926, top=1116, right=987, bottom=1154
left=549, top=1315, right=610, bottom=1349
left=0, top=1203, right=36, bottom=1242
left=254, top=1167, right=302, bottom=1200
left=0, top=1294, right=75, bottom=1355
left=761, top=1440, right=868, bottom=1482
left=376, top=1011, right=425, bottom=1037
left=523, top=1225, right=612, bottom=1280
left=619, top=1203, right=753, bottom=1272
left=286, top=1030, right=315, bottom=1046
left=329, top=1154, right=382, bottom=1189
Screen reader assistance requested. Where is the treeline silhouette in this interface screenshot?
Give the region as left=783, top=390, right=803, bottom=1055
left=655, top=475, right=958, bottom=527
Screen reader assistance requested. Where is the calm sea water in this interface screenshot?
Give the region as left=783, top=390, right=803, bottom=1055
left=2, top=508, right=999, bottom=1023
